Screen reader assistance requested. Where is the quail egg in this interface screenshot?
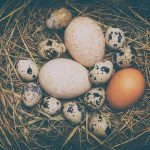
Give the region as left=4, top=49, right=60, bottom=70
left=63, top=102, right=85, bottom=124
left=41, top=96, right=61, bottom=115
left=46, top=7, right=72, bottom=29
left=89, top=60, right=113, bottom=84
left=16, top=58, right=39, bottom=81
left=38, top=39, right=66, bottom=60
left=84, top=88, right=105, bottom=110
left=22, top=83, right=42, bottom=107
left=113, top=45, right=137, bottom=68
left=89, top=113, right=111, bottom=138
left=105, top=27, right=125, bottom=49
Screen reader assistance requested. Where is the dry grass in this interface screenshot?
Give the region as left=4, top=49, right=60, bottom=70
left=0, top=0, right=150, bottom=150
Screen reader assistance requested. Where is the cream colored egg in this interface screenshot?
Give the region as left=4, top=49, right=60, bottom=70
left=64, top=16, right=105, bottom=67
left=38, top=58, right=91, bottom=99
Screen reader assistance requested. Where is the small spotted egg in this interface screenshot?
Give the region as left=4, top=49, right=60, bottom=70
left=63, top=102, right=85, bottom=124
left=84, top=88, right=105, bottom=110
left=16, top=58, right=39, bottom=81
left=105, top=27, right=125, bottom=49
left=22, top=83, right=42, bottom=107
left=41, top=96, right=61, bottom=115
left=89, top=113, right=111, bottom=138
left=38, top=39, right=66, bottom=60
left=113, top=45, right=137, bottom=68
left=89, top=60, right=113, bottom=84
left=46, top=7, right=72, bottom=29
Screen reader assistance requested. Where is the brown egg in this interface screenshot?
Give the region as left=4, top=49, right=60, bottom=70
left=106, top=68, right=145, bottom=110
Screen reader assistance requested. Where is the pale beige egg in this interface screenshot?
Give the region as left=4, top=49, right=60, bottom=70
left=64, top=16, right=105, bottom=67
left=38, top=58, right=91, bottom=99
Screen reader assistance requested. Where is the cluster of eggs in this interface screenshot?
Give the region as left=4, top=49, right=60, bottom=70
left=15, top=7, right=145, bottom=138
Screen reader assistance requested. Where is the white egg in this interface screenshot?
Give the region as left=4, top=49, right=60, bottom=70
left=16, top=58, right=39, bottom=81
left=89, top=60, right=113, bottom=84
left=113, top=45, right=137, bottom=68
left=89, top=113, right=111, bottom=137
left=64, top=16, right=105, bottom=67
left=46, top=7, right=72, bottom=29
left=105, top=27, right=125, bottom=49
left=41, top=96, right=61, bottom=115
left=38, top=39, right=66, bottom=60
left=63, top=102, right=85, bottom=124
left=22, top=83, right=42, bottom=107
left=39, top=58, right=91, bottom=99
left=84, top=88, right=105, bottom=110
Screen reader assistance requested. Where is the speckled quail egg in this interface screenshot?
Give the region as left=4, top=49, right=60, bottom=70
left=46, top=7, right=72, bottom=29
left=84, top=88, right=105, bottom=110
left=38, top=39, right=66, bottom=60
left=105, top=27, right=125, bottom=49
left=16, top=58, right=39, bottom=81
left=63, top=102, right=85, bottom=124
left=22, top=83, right=42, bottom=107
left=113, top=45, right=137, bottom=68
left=41, top=96, right=61, bottom=115
left=89, top=113, right=111, bottom=138
left=89, top=60, right=113, bottom=84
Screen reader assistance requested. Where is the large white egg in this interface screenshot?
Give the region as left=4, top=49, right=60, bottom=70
left=64, top=17, right=105, bottom=67
left=38, top=58, right=91, bottom=99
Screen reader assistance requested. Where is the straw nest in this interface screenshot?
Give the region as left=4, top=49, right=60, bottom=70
left=0, top=0, right=150, bottom=150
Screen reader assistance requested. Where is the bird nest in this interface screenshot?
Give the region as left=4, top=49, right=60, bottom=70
left=0, top=0, right=150, bottom=150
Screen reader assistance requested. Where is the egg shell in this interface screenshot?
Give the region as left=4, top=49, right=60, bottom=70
left=64, top=16, right=105, bottom=67
left=16, top=58, right=39, bottom=81
left=38, top=58, right=91, bottom=99
left=106, top=68, right=145, bottom=110
left=63, top=102, right=85, bottom=124
left=105, top=27, right=125, bottom=49
left=89, top=113, right=111, bottom=137
left=41, top=96, right=61, bottom=115
left=113, top=45, right=137, bottom=68
left=46, top=7, right=72, bottom=29
left=38, top=39, right=66, bottom=60
left=22, top=83, right=42, bottom=107
left=89, top=60, right=114, bottom=84
left=84, top=88, right=105, bottom=110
